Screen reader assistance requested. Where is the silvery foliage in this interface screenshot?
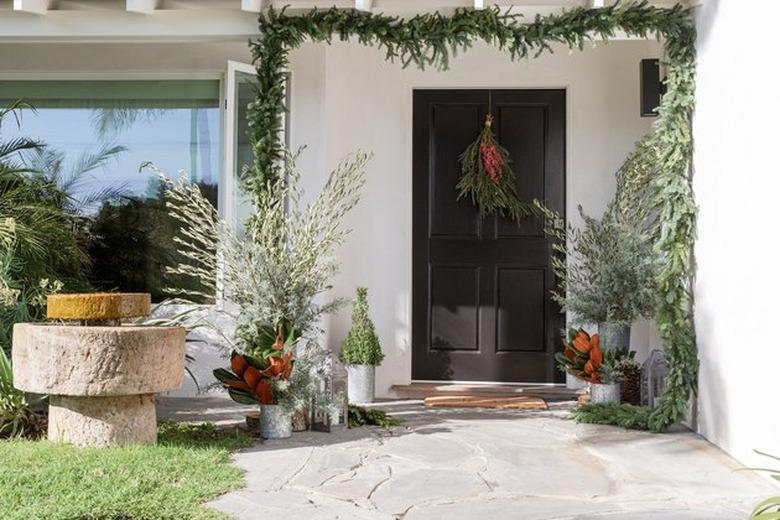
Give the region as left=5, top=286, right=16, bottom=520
left=536, top=202, right=658, bottom=327
left=154, top=149, right=370, bottom=408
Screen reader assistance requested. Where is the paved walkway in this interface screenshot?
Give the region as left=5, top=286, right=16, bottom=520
left=160, top=397, right=777, bottom=520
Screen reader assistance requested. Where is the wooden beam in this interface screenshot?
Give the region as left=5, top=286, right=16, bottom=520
left=241, top=0, right=268, bottom=12
left=12, top=0, right=53, bottom=15
left=355, top=0, right=372, bottom=12
left=126, top=0, right=161, bottom=14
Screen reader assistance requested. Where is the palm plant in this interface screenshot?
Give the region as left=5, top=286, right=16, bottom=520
left=0, top=347, right=40, bottom=439
left=91, top=107, right=170, bottom=139
left=746, top=451, right=780, bottom=519
left=0, top=101, right=90, bottom=289
left=23, top=143, right=129, bottom=214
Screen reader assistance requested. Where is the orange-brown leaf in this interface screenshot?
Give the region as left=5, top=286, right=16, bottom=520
left=244, top=366, right=261, bottom=389
left=281, top=351, right=293, bottom=379
left=590, top=345, right=603, bottom=366
left=231, top=354, right=249, bottom=377
left=255, top=380, right=273, bottom=405
left=225, top=379, right=252, bottom=392
left=572, top=330, right=592, bottom=354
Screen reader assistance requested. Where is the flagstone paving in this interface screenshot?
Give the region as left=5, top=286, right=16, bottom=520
left=159, top=397, right=777, bottom=520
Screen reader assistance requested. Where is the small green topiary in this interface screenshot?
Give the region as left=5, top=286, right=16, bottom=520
left=339, top=287, right=384, bottom=366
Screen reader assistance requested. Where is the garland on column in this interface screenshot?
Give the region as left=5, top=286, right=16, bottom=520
left=457, top=114, right=533, bottom=222
left=248, top=1, right=697, bottom=432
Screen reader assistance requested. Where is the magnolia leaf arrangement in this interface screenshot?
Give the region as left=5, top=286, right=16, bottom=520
left=556, top=329, right=603, bottom=384
left=214, top=350, right=294, bottom=406
left=557, top=328, right=636, bottom=386
left=213, top=324, right=298, bottom=406
left=456, top=115, right=533, bottom=222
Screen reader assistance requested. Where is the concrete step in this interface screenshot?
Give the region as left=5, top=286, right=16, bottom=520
left=390, top=383, right=583, bottom=401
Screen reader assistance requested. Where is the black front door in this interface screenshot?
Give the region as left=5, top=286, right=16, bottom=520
left=412, top=89, right=565, bottom=383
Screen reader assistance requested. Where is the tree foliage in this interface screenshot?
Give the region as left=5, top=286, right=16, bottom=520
left=538, top=204, right=657, bottom=326
left=248, top=1, right=697, bottom=431
left=0, top=101, right=91, bottom=355
left=0, top=102, right=90, bottom=291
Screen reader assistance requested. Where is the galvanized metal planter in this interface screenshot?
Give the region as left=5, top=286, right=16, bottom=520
left=591, top=382, right=621, bottom=404
left=346, top=364, right=375, bottom=404
left=260, top=404, right=292, bottom=439
left=598, top=322, right=631, bottom=351
left=566, top=372, right=588, bottom=390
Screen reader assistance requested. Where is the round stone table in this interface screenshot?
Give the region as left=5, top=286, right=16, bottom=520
left=12, top=293, right=185, bottom=446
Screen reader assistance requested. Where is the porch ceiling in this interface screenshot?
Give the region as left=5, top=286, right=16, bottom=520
left=0, top=0, right=699, bottom=42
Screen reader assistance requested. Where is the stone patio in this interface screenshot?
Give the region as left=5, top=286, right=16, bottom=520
left=159, top=397, right=777, bottom=520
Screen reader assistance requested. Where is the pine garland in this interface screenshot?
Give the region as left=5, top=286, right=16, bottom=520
left=348, top=404, right=403, bottom=429
left=248, top=1, right=697, bottom=432
left=571, top=402, right=653, bottom=431
left=457, top=114, right=533, bottom=222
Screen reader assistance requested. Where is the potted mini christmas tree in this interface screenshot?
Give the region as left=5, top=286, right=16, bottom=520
left=339, top=287, right=383, bottom=404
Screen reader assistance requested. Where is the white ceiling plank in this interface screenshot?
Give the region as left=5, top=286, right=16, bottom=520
left=0, top=9, right=258, bottom=42
left=355, top=0, right=373, bottom=11
left=474, top=0, right=485, bottom=9
left=241, top=0, right=268, bottom=12
left=126, top=0, right=162, bottom=14
left=13, top=0, right=53, bottom=15
left=589, top=0, right=607, bottom=6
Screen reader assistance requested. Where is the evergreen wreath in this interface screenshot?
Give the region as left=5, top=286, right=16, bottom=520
left=247, top=1, right=697, bottom=432
left=457, top=114, right=533, bottom=222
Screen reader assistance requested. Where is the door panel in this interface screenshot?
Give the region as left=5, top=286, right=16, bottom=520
left=429, top=102, right=483, bottom=238
left=430, top=266, right=480, bottom=351
left=412, top=89, right=565, bottom=383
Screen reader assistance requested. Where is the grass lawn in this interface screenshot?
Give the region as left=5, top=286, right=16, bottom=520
left=0, top=421, right=255, bottom=520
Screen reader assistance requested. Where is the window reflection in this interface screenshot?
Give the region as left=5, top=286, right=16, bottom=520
left=0, top=80, right=220, bottom=302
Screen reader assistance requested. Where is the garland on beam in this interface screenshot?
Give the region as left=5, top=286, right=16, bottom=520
left=248, top=1, right=697, bottom=432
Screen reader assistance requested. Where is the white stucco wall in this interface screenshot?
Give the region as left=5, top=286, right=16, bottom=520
left=287, top=39, right=662, bottom=397
left=693, top=0, right=780, bottom=468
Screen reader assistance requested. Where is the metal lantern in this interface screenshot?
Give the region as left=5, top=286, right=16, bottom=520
left=331, top=361, right=349, bottom=429
left=641, top=349, right=669, bottom=409
left=309, top=354, right=349, bottom=432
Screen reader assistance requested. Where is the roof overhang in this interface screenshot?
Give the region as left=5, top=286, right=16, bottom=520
left=0, top=0, right=699, bottom=43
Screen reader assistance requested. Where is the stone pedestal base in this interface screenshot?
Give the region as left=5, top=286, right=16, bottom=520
left=48, top=394, right=157, bottom=447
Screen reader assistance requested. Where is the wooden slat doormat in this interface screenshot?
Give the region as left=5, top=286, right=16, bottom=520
left=424, top=395, right=548, bottom=410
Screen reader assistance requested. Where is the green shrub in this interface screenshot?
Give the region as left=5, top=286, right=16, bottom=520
left=348, top=404, right=401, bottom=429
left=537, top=203, right=657, bottom=326
left=746, top=451, right=780, bottom=519
left=0, top=100, right=91, bottom=354
left=0, top=348, right=40, bottom=439
left=339, top=287, right=383, bottom=366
